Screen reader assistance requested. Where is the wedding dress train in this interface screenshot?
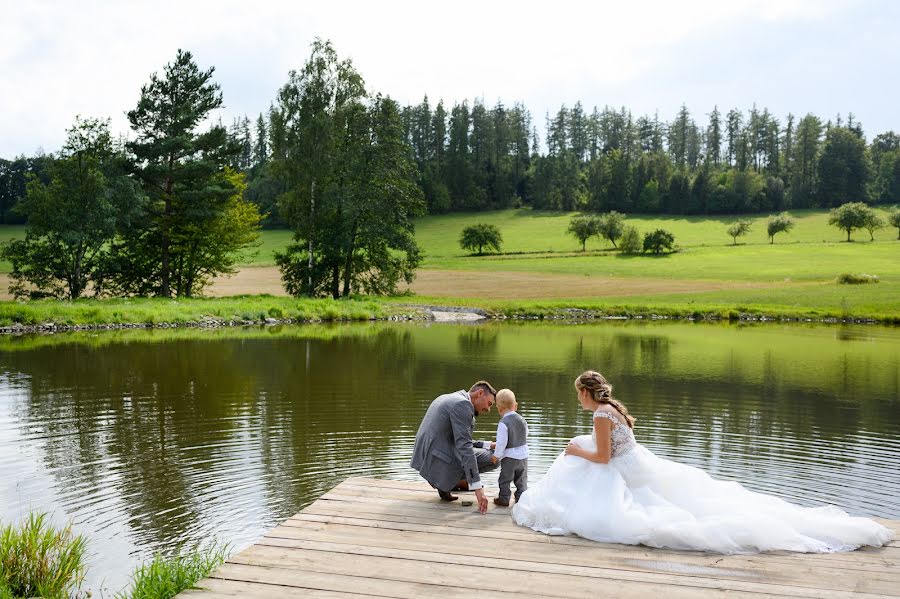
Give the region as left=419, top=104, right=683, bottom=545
left=511, top=410, right=894, bottom=553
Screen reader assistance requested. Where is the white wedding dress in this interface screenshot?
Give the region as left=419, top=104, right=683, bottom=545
left=511, top=409, right=894, bottom=553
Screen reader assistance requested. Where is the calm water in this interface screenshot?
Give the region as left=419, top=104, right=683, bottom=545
left=1, top=321, right=899, bottom=593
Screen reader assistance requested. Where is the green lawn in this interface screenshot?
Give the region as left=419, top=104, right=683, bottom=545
left=414, top=208, right=899, bottom=258
left=2, top=210, right=897, bottom=273
left=1, top=210, right=898, bottom=321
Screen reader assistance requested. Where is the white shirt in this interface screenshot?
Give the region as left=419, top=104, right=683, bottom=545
left=494, top=412, right=529, bottom=460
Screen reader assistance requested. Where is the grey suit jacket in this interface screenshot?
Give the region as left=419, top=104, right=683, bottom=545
left=410, top=390, right=480, bottom=491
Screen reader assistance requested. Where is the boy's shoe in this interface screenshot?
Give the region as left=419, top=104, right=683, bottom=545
left=493, top=497, right=510, bottom=507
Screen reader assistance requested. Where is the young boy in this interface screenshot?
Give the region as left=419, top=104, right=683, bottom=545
left=490, top=388, right=529, bottom=506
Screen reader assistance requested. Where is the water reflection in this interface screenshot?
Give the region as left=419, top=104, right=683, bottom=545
left=0, top=322, right=898, bottom=594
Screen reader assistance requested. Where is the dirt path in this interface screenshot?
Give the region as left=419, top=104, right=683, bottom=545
left=0, top=267, right=788, bottom=301
left=208, top=267, right=785, bottom=300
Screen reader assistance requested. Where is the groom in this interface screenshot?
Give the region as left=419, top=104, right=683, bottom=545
left=410, top=381, right=499, bottom=514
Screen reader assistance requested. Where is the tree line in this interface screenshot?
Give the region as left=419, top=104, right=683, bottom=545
left=223, top=100, right=900, bottom=222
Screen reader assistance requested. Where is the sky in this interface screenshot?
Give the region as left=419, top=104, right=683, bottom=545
left=1, top=0, right=898, bottom=158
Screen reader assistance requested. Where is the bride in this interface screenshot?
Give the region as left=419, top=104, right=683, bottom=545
left=511, top=370, right=894, bottom=553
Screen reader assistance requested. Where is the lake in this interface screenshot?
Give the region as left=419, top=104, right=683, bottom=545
left=1, top=321, right=898, bottom=594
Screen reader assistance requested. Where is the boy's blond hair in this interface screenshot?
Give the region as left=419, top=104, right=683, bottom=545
left=496, top=388, right=517, bottom=411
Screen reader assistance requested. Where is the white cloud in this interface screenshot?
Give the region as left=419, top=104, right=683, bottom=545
left=1, top=0, right=892, bottom=157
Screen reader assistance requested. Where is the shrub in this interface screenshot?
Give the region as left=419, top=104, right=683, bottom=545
left=619, top=225, right=642, bottom=254
left=642, top=229, right=675, bottom=254
left=726, top=219, right=752, bottom=245
left=836, top=273, right=880, bottom=285
left=117, top=544, right=228, bottom=599
left=459, top=224, right=502, bottom=255
left=766, top=212, right=795, bottom=243
left=0, top=512, right=87, bottom=599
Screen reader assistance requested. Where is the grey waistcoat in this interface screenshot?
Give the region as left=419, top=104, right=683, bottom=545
left=502, top=412, right=528, bottom=449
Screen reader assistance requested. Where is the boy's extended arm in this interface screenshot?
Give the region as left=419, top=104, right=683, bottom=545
left=493, top=421, right=509, bottom=461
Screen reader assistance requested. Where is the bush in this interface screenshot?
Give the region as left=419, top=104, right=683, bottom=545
left=619, top=225, right=642, bottom=254
left=0, top=512, right=87, bottom=599
left=117, top=544, right=228, bottom=599
left=642, top=229, right=675, bottom=254
left=459, top=223, right=502, bottom=255
left=836, top=273, right=880, bottom=285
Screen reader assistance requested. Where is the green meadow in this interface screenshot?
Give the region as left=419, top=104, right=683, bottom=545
left=1, top=208, right=898, bottom=323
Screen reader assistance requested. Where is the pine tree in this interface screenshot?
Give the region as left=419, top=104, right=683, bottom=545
left=122, top=49, right=246, bottom=297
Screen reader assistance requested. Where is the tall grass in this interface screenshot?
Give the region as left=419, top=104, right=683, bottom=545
left=0, top=512, right=87, bottom=599
left=116, top=544, right=228, bottom=599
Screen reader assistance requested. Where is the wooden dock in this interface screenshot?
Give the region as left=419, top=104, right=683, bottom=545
left=181, top=477, right=900, bottom=598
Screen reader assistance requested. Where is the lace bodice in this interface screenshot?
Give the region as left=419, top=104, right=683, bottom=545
left=592, top=409, right=636, bottom=457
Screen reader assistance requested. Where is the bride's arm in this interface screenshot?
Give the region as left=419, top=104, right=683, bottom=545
left=565, top=417, right=613, bottom=463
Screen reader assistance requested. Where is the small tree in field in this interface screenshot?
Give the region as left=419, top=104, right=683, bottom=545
left=726, top=219, right=752, bottom=245
left=828, top=202, right=874, bottom=242
left=863, top=211, right=885, bottom=241
left=459, top=223, right=502, bottom=255
left=889, top=206, right=900, bottom=239
left=596, top=211, right=625, bottom=248
left=766, top=212, right=795, bottom=244
left=619, top=225, right=641, bottom=254
left=643, top=229, right=675, bottom=254
left=567, top=215, right=598, bottom=251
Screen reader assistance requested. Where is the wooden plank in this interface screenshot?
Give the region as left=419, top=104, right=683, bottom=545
left=229, top=544, right=790, bottom=599
left=253, top=534, right=900, bottom=597
left=322, top=488, right=900, bottom=551
left=267, top=519, right=900, bottom=579
left=209, top=561, right=529, bottom=598
left=305, top=497, right=899, bottom=560
left=179, top=477, right=900, bottom=599
left=177, top=575, right=373, bottom=597
left=285, top=510, right=900, bottom=568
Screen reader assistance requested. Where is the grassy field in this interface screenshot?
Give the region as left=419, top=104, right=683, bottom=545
left=0, top=209, right=898, bottom=322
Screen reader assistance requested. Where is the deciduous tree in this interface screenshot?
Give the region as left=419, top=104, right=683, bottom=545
left=766, top=212, right=795, bottom=243
left=726, top=219, right=752, bottom=245
left=459, top=223, right=502, bottom=255
left=828, top=202, right=874, bottom=242
left=2, top=118, right=142, bottom=299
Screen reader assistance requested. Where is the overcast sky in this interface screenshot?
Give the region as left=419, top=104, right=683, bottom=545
left=1, top=0, right=897, bottom=158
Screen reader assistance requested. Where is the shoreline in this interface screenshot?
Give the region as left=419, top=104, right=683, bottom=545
left=0, top=297, right=895, bottom=336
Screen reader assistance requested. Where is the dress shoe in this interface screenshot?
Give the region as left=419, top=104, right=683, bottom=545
left=438, top=490, right=458, bottom=501
left=493, top=497, right=510, bottom=507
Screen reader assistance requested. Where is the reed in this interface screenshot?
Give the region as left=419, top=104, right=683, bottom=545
left=0, top=512, right=87, bottom=599
left=116, top=543, right=228, bottom=599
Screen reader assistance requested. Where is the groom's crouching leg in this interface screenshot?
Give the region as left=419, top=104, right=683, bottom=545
left=474, top=448, right=499, bottom=472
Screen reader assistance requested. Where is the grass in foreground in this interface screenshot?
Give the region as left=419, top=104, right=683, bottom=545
left=116, top=544, right=228, bottom=599
left=0, top=295, right=403, bottom=327
left=0, top=513, right=87, bottom=599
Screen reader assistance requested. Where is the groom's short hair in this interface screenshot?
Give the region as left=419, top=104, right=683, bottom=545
left=469, top=380, right=497, bottom=398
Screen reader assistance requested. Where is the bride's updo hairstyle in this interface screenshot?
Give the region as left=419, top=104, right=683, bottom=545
left=575, top=370, right=636, bottom=429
